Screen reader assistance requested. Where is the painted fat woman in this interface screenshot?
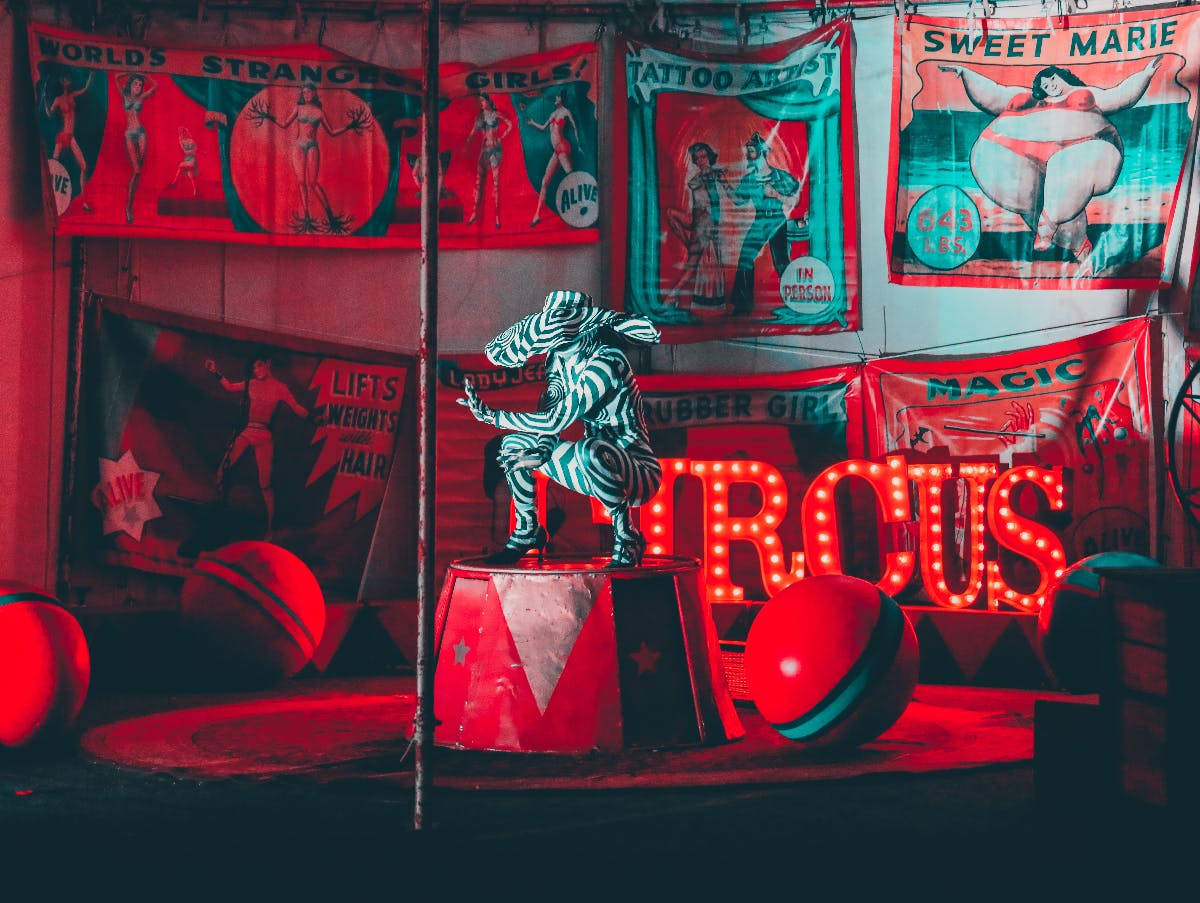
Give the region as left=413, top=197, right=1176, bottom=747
left=940, top=56, right=1162, bottom=269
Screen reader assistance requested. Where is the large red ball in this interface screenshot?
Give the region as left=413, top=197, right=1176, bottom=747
left=0, top=581, right=91, bottom=748
left=1038, top=551, right=1159, bottom=693
left=180, top=541, right=326, bottom=687
left=744, top=575, right=920, bottom=748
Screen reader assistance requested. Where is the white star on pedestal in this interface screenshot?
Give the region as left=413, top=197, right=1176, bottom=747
left=92, top=450, right=163, bottom=542
left=453, top=637, right=470, bottom=665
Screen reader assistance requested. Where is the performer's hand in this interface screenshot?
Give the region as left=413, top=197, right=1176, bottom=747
left=997, top=400, right=1035, bottom=447
left=458, top=378, right=496, bottom=425
left=1145, top=56, right=1162, bottom=74
left=247, top=97, right=273, bottom=126
left=939, top=64, right=964, bottom=76
left=204, top=358, right=217, bottom=373
left=346, top=105, right=373, bottom=133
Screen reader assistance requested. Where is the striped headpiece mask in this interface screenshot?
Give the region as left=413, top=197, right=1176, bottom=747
left=485, top=290, right=661, bottom=367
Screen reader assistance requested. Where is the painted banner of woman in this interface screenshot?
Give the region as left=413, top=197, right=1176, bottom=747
left=940, top=57, right=1161, bottom=272
left=888, top=10, right=1200, bottom=288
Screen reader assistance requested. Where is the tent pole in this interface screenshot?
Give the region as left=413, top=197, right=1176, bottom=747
left=56, top=238, right=88, bottom=601
left=413, top=0, right=441, bottom=832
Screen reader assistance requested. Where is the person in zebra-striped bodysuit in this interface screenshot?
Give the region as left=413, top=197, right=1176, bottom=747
left=459, top=289, right=662, bottom=567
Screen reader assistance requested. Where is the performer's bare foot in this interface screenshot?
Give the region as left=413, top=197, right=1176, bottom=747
left=322, top=210, right=354, bottom=235
left=530, top=215, right=541, bottom=226
left=466, top=211, right=478, bottom=225
left=1075, top=238, right=1095, bottom=276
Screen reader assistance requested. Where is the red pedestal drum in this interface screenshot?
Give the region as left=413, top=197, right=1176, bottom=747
left=433, top=556, right=744, bottom=753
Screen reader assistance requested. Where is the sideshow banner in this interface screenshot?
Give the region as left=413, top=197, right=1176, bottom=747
left=27, top=24, right=597, bottom=248
left=436, top=355, right=864, bottom=599
left=888, top=10, right=1200, bottom=288
left=638, top=367, right=865, bottom=599
left=863, top=319, right=1153, bottom=568
left=615, top=19, right=861, bottom=342
left=437, top=44, right=600, bottom=247
left=77, top=301, right=414, bottom=596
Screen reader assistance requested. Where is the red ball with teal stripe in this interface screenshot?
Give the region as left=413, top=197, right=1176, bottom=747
left=180, top=542, right=326, bottom=687
left=0, top=581, right=91, bottom=748
left=744, top=575, right=920, bottom=748
left=1038, top=551, right=1159, bottom=693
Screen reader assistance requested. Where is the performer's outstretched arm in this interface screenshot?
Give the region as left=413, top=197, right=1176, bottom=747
left=939, top=65, right=1021, bottom=115
left=461, top=360, right=611, bottom=434
left=1094, top=55, right=1161, bottom=113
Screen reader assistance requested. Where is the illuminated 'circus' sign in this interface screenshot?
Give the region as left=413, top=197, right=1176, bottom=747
left=533, top=455, right=1068, bottom=613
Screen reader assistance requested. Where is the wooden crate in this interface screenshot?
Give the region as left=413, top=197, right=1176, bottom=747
left=1033, top=697, right=1106, bottom=807
left=1099, top=568, right=1200, bottom=810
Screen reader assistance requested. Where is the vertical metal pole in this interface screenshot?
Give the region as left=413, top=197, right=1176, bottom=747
left=56, top=238, right=88, bottom=600
left=413, top=0, right=440, bottom=832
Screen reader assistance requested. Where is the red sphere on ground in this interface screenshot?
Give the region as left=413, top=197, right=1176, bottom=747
left=0, top=581, right=91, bottom=748
left=180, top=541, right=326, bottom=687
left=1038, top=551, right=1160, bottom=693
left=744, top=574, right=920, bottom=748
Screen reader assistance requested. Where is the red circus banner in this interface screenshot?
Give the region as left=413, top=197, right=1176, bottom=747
left=435, top=45, right=600, bottom=248
left=27, top=23, right=598, bottom=249
left=863, top=319, right=1153, bottom=566
left=888, top=9, right=1200, bottom=288
left=73, top=299, right=414, bottom=596
left=614, top=19, right=861, bottom=342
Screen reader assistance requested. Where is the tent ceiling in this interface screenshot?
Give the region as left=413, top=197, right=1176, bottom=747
left=52, top=0, right=836, bottom=27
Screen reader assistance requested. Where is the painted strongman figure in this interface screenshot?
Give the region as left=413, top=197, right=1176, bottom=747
left=205, top=354, right=313, bottom=538
left=459, top=289, right=663, bottom=567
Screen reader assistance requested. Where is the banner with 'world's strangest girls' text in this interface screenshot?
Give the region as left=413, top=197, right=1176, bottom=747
left=889, top=9, right=1200, bottom=289
left=27, top=23, right=598, bottom=248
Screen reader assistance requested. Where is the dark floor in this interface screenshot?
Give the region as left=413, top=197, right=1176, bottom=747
left=0, top=680, right=1189, bottom=895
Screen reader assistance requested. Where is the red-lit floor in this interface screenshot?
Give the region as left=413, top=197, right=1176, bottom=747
left=0, top=677, right=1186, bottom=894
